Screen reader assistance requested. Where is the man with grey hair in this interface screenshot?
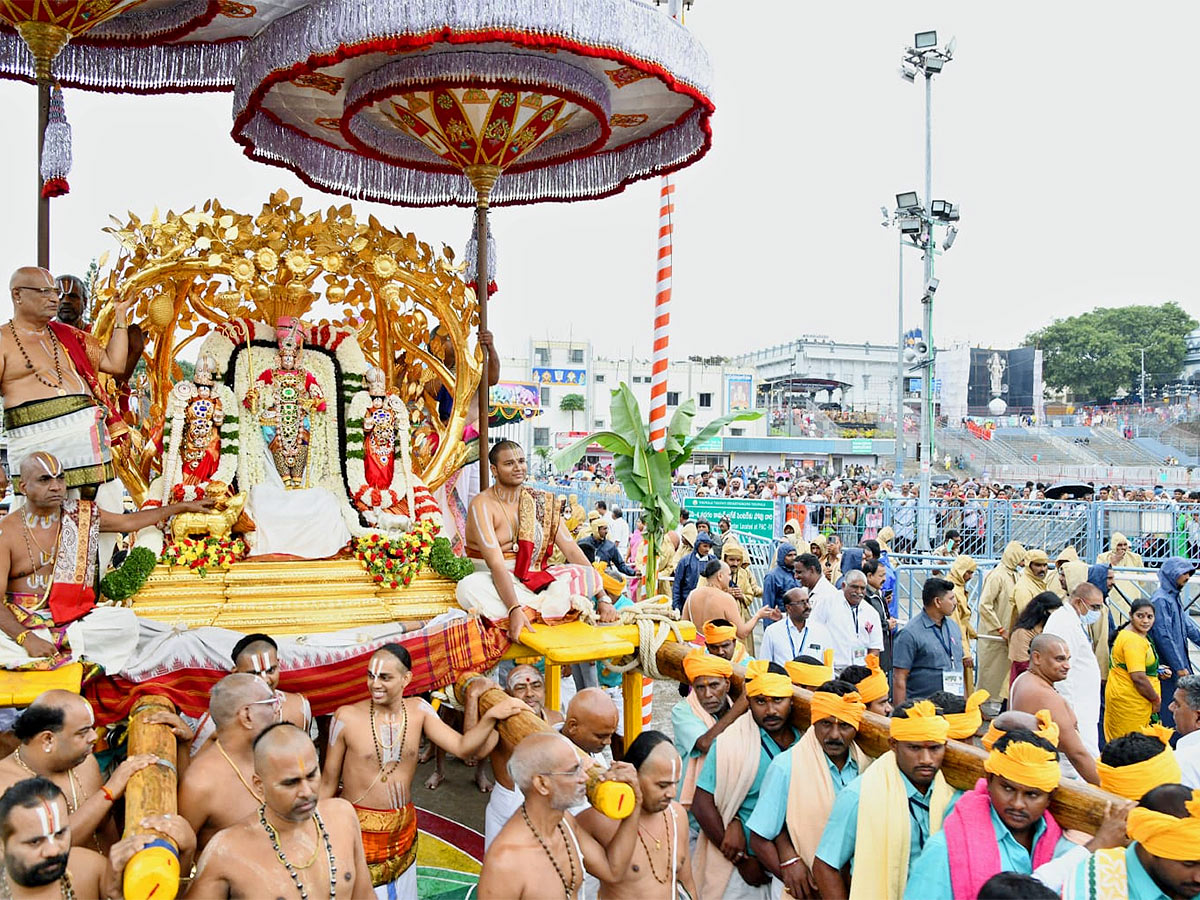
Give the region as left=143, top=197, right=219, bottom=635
left=1170, top=674, right=1200, bottom=788
left=478, top=732, right=643, bottom=899
left=809, top=567, right=882, bottom=673
left=179, top=673, right=278, bottom=851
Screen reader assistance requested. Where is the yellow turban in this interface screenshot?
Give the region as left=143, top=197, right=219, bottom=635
left=981, top=708, right=1060, bottom=752
left=855, top=653, right=890, bottom=704
left=682, top=649, right=733, bottom=682
left=785, top=648, right=834, bottom=688
left=890, top=700, right=949, bottom=744
left=702, top=621, right=737, bottom=644
left=811, top=691, right=865, bottom=729
left=944, top=689, right=989, bottom=740
left=1126, top=791, right=1200, bottom=861
left=746, top=672, right=794, bottom=699
left=984, top=739, right=1061, bottom=793
left=1097, top=726, right=1182, bottom=801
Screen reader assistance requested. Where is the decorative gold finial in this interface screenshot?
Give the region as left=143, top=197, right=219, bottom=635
left=17, top=22, right=70, bottom=82
left=464, top=164, right=502, bottom=208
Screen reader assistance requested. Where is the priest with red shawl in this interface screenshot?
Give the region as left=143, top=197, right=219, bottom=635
left=457, top=440, right=611, bottom=640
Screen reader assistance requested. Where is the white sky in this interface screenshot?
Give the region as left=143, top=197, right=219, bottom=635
left=1, top=2, right=1197, bottom=362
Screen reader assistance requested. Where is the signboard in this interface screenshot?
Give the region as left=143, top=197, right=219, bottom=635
left=683, top=497, right=775, bottom=541
left=850, top=439, right=873, bottom=455
left=692, top=436, right=723, bottom=452
left=726, top=374, right=753, bottom=411
left=532, top=367, right=586, bottom=385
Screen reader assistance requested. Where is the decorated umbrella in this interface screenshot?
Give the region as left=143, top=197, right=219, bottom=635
left=488, top=380, right=543, bottom=429
left=229, top=0, right=714, bottom=487
left=0, top=1, right=296, bottom=267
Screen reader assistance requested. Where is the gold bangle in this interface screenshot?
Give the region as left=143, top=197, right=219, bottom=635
left=14, top=630, right=29, bottom=647
left=113, top=322, right=128, bottom=330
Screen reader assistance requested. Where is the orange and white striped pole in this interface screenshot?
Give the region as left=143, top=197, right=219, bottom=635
left=648, top=174, right=674, bottom=452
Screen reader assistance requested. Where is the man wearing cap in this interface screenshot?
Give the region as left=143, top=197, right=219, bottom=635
left=1061, top=784, right=1200, bottom=900
left=577, top=518, right=639, bottom=578
left=722, top=543, right=762, bottom=647
left=692, top=661, right=799, bottom=899
left=1011, top=549, right=1050, bottom=623
left=977, top=541, right=1026, bottom=702
left=672, top=531, right=716, bottom=612
left=904, top=730, right=1081, bottom=900
left=813, top=700, right=962, bottom=900
left=674, top=650, right=740, bottom=844
left=748, top=681, right=871, bottom=899
left=762, top=543, right=799, bottom=613
left=759, top=586, right=833, bottom=668
left=839, top=653, right=893, bottom=716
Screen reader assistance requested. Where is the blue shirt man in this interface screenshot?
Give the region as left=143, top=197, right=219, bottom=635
left=893, top=576, right=964, bottom=705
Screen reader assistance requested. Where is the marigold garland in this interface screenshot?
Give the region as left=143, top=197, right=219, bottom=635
left=161, top=536, right=249, bottom=577
left=354, top=522, right=472, bottom=589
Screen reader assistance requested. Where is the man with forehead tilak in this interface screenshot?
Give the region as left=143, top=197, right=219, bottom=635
left=232, top=633, right=312, bottom=732
left=321, top=644, right=524, bottom=899
left=0, top=690, right=181, bottom=852
left=0, top=452, right=209, bottom=666
left=0, top=776, right=194, bottom=900
left=477, top=732, right=644, bottom=900
left=462, top=664, right=564, bottom=852
left=187, top=723, right=372, bottom=899
left=581, top=730, right=696, bottom=900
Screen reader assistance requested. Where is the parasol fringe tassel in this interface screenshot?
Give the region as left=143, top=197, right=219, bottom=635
left=463, top=218, right=498, bottom=298
left=40, top=83, right=71, bottom=199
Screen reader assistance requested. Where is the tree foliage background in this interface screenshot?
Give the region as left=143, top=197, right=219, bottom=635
left=1025, top=302, right=1196, bottom=402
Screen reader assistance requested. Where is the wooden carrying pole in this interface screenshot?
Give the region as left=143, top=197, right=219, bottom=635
left=454, top=675, right=635, bottom=818
left=122, top=695, right=182, bottom=900
left=649, top=640, right=1127, bottom=834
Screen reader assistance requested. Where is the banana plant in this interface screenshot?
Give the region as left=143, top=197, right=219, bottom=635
left=552, top=383, right=761, bottom=597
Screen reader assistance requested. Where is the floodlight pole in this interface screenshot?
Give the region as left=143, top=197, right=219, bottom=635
left=918, top=67, right=935, bottom=551
left=895, top=231, right=905, bottom=478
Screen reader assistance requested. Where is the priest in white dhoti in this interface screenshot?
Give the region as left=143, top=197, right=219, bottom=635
left=0, top=451, right=211, bottom=669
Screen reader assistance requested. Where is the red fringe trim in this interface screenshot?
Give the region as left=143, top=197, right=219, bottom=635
left=41, top=178, right=69, bottom=199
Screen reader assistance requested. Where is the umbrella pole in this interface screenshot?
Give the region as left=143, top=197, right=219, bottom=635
left=466, top=165, right=500, bottom=491
left=18, top=23, right=70, bottom=270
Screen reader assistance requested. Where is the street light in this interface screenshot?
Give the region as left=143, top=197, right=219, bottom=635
left=899, top=28, right=956, bottom=551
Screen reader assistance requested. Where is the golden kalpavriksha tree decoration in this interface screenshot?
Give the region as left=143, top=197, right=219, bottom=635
left=92, top=189, right=482, bottom=508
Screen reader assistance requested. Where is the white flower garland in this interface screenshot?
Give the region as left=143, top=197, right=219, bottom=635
left=346, top=390, right=419, bottom=529
left=159, top=381, right=239, bottom=505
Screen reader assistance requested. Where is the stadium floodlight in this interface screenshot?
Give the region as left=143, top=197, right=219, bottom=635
left=899, top=66, right=917, bottom=83
left=942, top=226, right=958, bottom=250
left=931, top=199, right=950, bottom=218
left=915, top=31, right=938, bottom=49
left=896, top=191, right=921, bottom=211
left=899, top=216, right=922, bottom=235
left=948, top=204, right=960, bottom=221
left=923, top=52, right=945, bottom=73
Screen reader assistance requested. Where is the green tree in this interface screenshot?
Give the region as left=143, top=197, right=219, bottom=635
left=553, top=385, right=760, bottom=598
left=559, top=392, right=586, bottom=430
left=1025, top=302, right=1196, bottom=402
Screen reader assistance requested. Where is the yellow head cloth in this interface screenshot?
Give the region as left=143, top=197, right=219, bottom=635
left=890, top=700, right=950, bottom=744
left=784, top=648, right=834, bottom=688
left=682, top=649, right=733, bottom=682
left=703, top=621, right=737, bottom=645
left=981, top=708, right=1061, bottom=752
left=811, top=691, right=865, bottom=729
left=855, top=653, right=890, bottom=704
left=944, top=689, right=990, bottom=740
left=1097, top=729, right=1182, bottom=801
left=1025, top=548, right=1049, bottom=565
left=1126, top=791, right=1200, bottom=861
left=984, top=739, right=1061, bottom=793
left=745, top=667, right=794, bottom=699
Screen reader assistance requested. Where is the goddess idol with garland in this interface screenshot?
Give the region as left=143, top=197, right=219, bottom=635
left=348, top=366, right=442, bottom=534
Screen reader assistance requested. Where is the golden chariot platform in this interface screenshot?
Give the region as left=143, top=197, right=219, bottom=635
left=128, top=560, right=459, bottom=635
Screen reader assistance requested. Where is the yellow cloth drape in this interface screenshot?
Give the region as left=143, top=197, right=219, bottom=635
left=1104, top=628, right=1160, bottom=741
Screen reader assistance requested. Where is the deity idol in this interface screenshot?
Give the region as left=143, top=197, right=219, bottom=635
left=244, top=318, right=325, bottom=488
left=178, top=355, right=225, bottom=487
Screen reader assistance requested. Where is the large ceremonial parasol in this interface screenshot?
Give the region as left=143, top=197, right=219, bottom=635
left=229, top=0, right=714, bottom=486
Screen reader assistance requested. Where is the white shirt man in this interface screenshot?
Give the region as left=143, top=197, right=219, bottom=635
left=1042, top=583, right=1103, bottom=762
left=1171, top=676, right=1200, bottom=789
left=760, top=587, right=834, bottom=666
left=809, top=571, right=883, bottom=672
left=606, top=508, right=631, bottom=557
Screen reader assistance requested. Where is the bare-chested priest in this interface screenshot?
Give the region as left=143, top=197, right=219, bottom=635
left=0, top=451, right=210, bottom=667
left=463, top=665, right=565, bottom=851
left=187, top=723, right=372, bottom=899
left=477, top=731, right=645, bottom=899
left=0, top=690, right=175, bottom=851
left=232, top=633, right=312, bottom=731
left=457, top=440, right=615, bottom=640
left=1010, top=633, right=1101, bottom=785
left=320, top=644, right=525, bottom=899
left=179, top=673, right=278, bottom=851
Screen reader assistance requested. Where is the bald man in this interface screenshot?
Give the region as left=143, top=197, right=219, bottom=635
left=0, top=691, right=165, bottom=851
left=320, top=644, right=524, bottom=899
left=187, top=723, right=372, bottom=899
left=464, top=665, right=565, bottom=851
left=478, top=732, right=644, bottom=900
left=561, top=688, right=619, bottom=769
left=0, top=451, right=209, bottom=666
left=179, top=673, right=279, bottom=851
left=1011, top=634, right=1100, bottom=785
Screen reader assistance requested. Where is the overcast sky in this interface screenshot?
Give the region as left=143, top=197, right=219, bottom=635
left=1, top=2, right=1197, bottom=362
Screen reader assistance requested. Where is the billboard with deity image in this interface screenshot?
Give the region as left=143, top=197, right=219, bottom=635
left=726, top=374, right=753, bottom=411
